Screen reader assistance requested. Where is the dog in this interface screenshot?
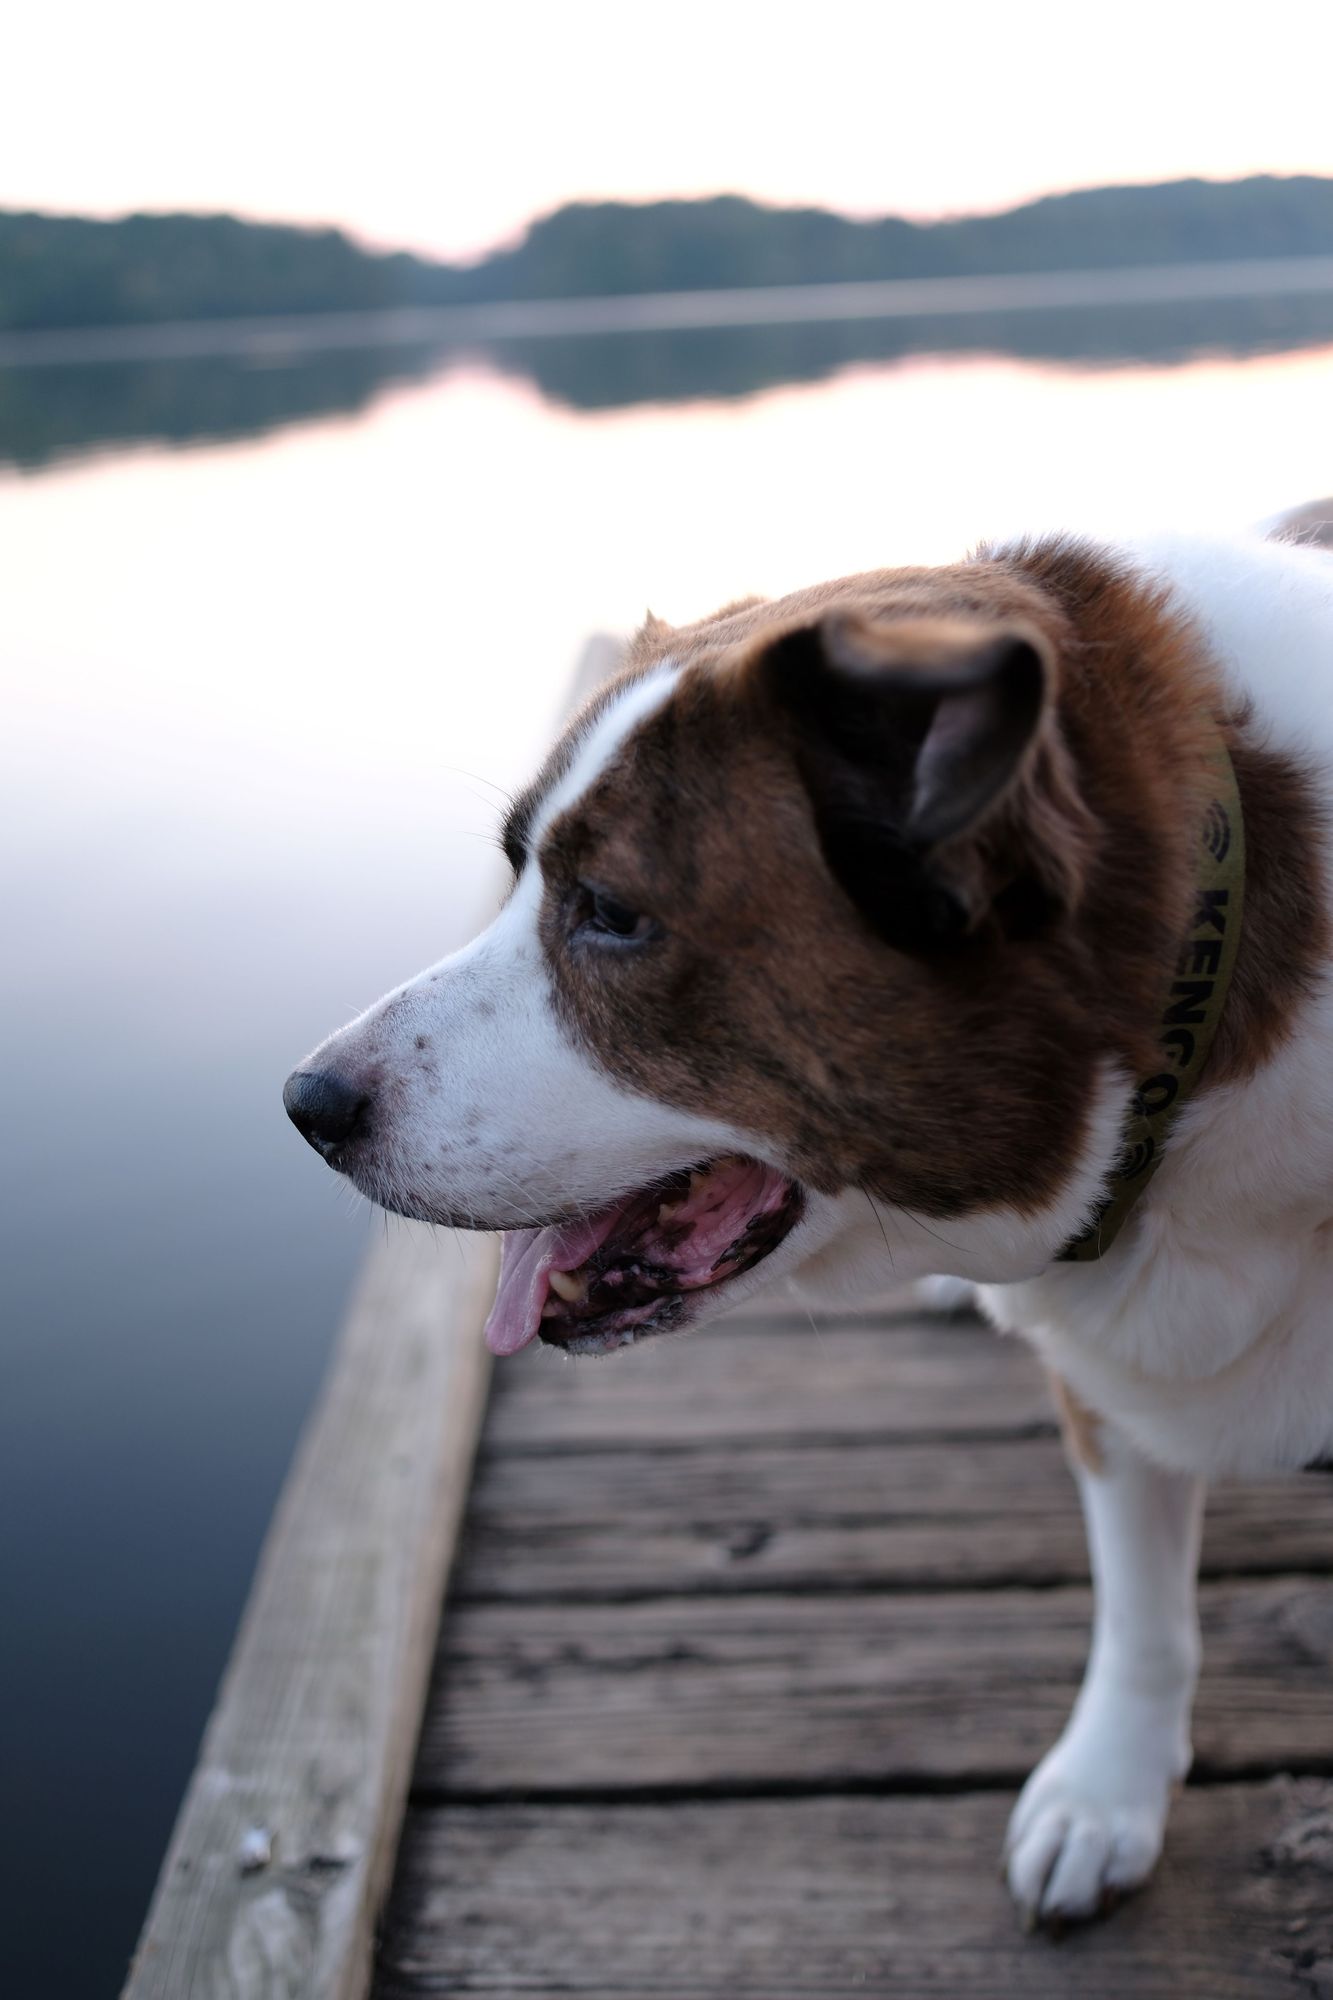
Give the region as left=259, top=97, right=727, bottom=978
left=285, top=507, right=1333, bottom=1928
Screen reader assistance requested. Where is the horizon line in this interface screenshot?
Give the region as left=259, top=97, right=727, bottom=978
left=6, top=251, right=1333, bottom=372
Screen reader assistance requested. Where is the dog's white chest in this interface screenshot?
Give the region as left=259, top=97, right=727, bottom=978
left=981, top=1060, right=1333, bottom=1479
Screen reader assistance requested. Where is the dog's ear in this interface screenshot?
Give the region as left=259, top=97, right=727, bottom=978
left=760, top=612, right=1090, bottom=949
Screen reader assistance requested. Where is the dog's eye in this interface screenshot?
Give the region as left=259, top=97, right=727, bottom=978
left=573, top=884, right=661, bottom=947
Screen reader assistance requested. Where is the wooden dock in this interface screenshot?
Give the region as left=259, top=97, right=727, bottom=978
left=123, top=1235, right=1333, bottom=1998
left=365, top=1290, right=1333, bottom=1999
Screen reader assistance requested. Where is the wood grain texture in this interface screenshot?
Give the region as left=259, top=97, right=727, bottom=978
left=121, top=1228, right=497, bottom=2000
left=418, top=1578, right=1333, bottom=1793
left=373, top=1781, right=1333, bottom=1998
left=456, top=1431, right=1333, bottom=1599
left=486, top=1311, right=1054, bottom=1450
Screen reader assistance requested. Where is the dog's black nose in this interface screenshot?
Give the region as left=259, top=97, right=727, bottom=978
left=283, top=1068, right=372, bottom=1159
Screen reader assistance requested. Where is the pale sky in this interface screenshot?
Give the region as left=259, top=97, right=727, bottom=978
left=6, top=0, right=1332, bottom=262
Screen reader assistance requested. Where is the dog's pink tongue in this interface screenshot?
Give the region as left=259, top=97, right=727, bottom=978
left=484, top=1211, right=618, bottom=1357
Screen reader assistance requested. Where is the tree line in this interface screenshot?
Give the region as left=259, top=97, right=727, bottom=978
left=3, top=176, right=1332, bottom=332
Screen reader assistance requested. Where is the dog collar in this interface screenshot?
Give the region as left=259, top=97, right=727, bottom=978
left=1056, top=738, right=1245, bottom=1264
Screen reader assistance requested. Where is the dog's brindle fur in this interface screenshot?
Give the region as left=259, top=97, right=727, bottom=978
left=511, top=540, right=1324, bottom=1224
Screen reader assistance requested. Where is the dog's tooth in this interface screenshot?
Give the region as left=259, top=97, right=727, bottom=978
left=657, top=1201, right=680, bottom=1224
left=548, top=1268, right=588, bottom=1303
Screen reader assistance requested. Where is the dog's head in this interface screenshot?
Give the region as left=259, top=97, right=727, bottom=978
left=285, top=556, right=1154, bottom=1356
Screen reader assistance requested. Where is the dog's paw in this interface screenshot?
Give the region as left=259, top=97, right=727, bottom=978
left=1004, top=1728, right=1179, bottom=1928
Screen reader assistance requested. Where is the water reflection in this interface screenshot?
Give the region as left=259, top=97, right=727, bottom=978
left=6, top=284, right=1333, bottom=470
left=494, top=287, right=1333, bottom=410
left=0, top=343, right=446, bottom=470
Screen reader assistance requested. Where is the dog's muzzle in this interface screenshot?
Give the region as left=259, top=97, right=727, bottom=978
left=283, top=1068, right=373, bottom=1164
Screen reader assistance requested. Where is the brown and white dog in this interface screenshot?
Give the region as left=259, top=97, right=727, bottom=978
left=285, top=510, right=1333, bottom=1928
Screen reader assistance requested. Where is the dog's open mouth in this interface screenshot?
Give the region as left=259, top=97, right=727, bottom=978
left=484, top=1154, right=804, bottom=1358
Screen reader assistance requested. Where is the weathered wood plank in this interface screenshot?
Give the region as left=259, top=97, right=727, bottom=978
left=122, top=1228, right=497, bottom=2000
left=417, top=1578, right=1333, bottom=1793
left=372, top=1781, right=1333, bottom=1998
left=486, top=1311, right=1054, bottom=1450
left=122, top=634, right=624, bottom=2000
left=456, top=1431, right=1333, bottom=1598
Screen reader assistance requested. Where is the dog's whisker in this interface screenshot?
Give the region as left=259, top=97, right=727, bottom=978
left=902, top=1210, right=968, bottom=1259
left=862, top=1188, right=896, bottom=1274
left=436, top=761, right=514, bottom=803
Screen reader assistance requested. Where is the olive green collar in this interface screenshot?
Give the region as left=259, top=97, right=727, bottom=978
left=1057, top=739, right=1246, bottom=1263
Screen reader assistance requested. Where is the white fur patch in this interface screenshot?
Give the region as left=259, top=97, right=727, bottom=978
left=531, top=661, right=681, bottom=842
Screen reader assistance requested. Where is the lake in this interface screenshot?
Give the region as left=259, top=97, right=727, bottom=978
left=3, top=285, right=1332, bottom=1996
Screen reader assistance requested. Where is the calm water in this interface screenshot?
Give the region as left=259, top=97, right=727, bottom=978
left=3, top=297, right=1333, bottom=1996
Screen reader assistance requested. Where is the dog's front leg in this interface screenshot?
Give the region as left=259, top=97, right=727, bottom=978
left=1005, top=1417, right=1205, bottom=1927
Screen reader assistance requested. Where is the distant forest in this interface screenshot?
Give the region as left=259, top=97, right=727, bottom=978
left=4, top=176, right=1333, bottom=333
